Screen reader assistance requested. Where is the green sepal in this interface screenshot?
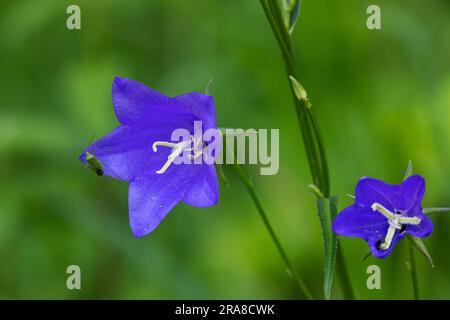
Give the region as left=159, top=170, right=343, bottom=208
left=404, top=160, right=413, bottom=180
left=423, top=207, right=450, bottom=216
left=406, top=234, right=434, bottom=268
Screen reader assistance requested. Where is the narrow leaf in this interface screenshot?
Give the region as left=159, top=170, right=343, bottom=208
left=404, top=160, right=413, bottom=180
left=346, top=194, right=355, bottom=200
left=317, top=196, right=339, bottom=299
left=406, top=234, right=434, bottom=268
left=423, top=207, right=450, bottom=216
left=330, top=195, right=340, bottom=220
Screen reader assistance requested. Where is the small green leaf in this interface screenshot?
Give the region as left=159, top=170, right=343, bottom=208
left=423, top=207, right=450, bottom=216
left=404, top=160, right=413, bottom=180
left=406, top=234, right=434, bottom=268
left=346, top=194, right=355, bottom=200
left=317, top=195, right=339, bottom=300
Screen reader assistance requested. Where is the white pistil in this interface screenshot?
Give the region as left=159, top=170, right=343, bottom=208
left=371, top=202, right=421, bottom=251
left=152, top=136, right=205, bottom=174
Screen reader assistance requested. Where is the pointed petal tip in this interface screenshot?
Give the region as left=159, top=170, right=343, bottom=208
left=131, top=225, right=156, bottom=238
left=113, top=75, right=125, bottom=83
left=403, top=174, right=425, bottom=185
left=78, top=151, right=87, bottom=164
left=112, top=76, right=128, bottom=91
left=407, top=215, right=433, bottom=238
left=184, top=196, right=219, bottom=208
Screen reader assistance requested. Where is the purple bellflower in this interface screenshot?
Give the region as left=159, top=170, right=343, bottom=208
left=332, top=175, right=433, bottom=258
left=79, top=77, right=220, bottom=237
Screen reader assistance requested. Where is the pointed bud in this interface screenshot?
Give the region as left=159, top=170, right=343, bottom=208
left=289, top=75, right=308, bottom=101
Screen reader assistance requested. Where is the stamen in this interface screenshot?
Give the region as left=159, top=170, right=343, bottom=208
left=152, top=140, right=191, bottom=174
left=397, top=216, right=421, bottom=225
left=371, top=203, right=395, bottom=220
left=152, top=141, right=179, bottom=152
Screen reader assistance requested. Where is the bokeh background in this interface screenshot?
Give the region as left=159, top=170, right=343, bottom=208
left=0, top=0, right=449, bottom=299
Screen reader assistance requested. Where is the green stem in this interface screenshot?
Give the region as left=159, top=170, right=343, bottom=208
left=408, top=241, right=420, bottom=300
left=234, top=164, right=314, bottom=300
left=259, top=0, right=353, bottom=298
left=260, top=0, right=324, bottom=193
left=336, top=247, right=355, bottom=300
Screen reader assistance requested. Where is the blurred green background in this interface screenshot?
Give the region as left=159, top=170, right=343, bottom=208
left=0, top=0, right=449, bottom=299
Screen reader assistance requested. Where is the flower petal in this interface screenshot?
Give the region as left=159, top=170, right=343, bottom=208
left=406, top=213, right=433, bottom=237
left=172, top=93, right=216, bottom=130
left=183, top=164, right=219, bottom=207
left=112, top=77, right=196, bottom=128
left=401, top=175, right=426, bottom=212
left=128, top=163, right=204, bottom=237
left=368, top=232, right=404, bottom=259
left=79, top=125, right=178, bottom=181
left=333, top=204, right=387, bottom=239
left=355, top=177, right=401, bottom=210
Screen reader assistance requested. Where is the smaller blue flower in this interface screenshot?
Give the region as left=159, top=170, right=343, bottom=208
left=333, top=175, right=433, bottom=258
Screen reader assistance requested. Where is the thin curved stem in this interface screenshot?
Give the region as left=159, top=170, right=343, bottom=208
left=408, top=241, right=420, bottom=300
left=336, top=247, right=355, bottom=299
left=234, top=164, right=314, bottom=300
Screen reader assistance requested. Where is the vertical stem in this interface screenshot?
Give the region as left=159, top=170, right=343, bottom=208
left=408, top=241, right=420, bottom=300
left=336, top=247, right=355, bottom=300
left=234, top=164, right=314, bottom=300
left=260, top=0, right=325, bottom=193
left=259, top=0, right=354, bottom=298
